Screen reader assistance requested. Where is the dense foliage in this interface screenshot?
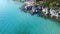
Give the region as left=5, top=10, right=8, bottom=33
left=35, top=0, right=60, bottom=8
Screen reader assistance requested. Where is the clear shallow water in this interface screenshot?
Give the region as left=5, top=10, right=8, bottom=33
left=0, top=0, right=60, bottom=34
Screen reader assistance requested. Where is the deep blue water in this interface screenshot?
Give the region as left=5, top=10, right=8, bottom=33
left=0, top=0, right=60, bottom=34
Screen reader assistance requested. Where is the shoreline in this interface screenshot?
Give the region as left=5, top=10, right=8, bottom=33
left=14, top=0, right=60, bottom=22
left=21, top=1, right=60, bottom=22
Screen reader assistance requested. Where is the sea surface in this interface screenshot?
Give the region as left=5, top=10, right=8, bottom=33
left=0, top=0, right=60, bottom=34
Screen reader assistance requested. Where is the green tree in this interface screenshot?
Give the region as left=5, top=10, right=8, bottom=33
left=44, top=0, right=60, bottom=7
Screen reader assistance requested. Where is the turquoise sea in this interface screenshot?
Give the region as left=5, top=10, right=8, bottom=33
left=0, top=0, right=60, bottom=34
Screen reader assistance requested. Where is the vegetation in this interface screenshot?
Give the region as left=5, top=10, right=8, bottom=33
left=35, top=0, right=60, bottom=7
